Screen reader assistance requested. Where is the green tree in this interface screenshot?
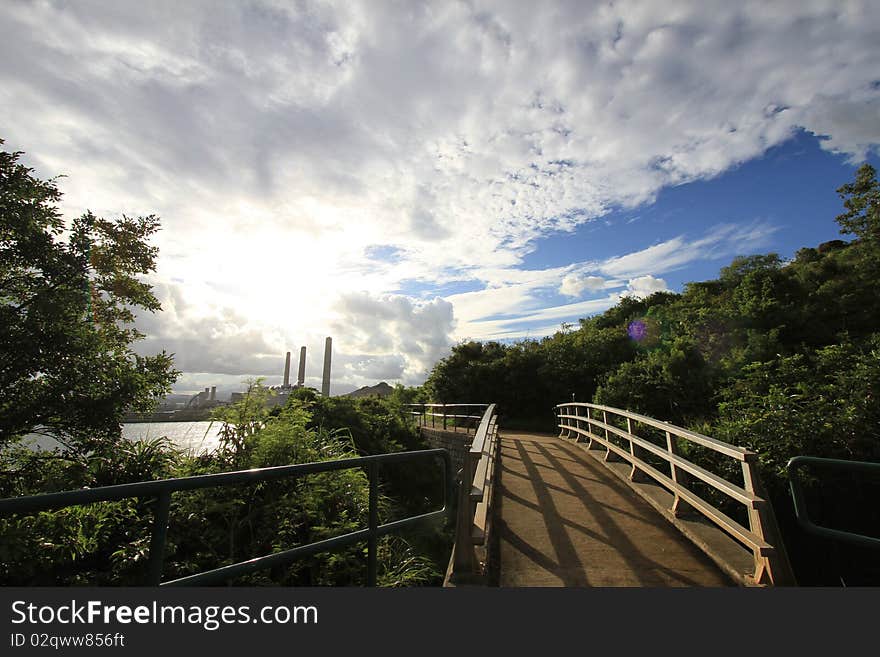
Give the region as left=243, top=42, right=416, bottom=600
left=835, top=163, right=880, bottom=242
left=595, top=338, right=714, bottom=425
left=209, top=378, right=276, bottom=465
left=0, top=142, right=178, bottom=455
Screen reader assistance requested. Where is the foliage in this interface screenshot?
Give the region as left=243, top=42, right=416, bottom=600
left=595, top=338, right=714, bottom=425
left=0, top=142, right=445, bottom=587
left=0, top=141, right=179, bottom=456
left=714, top=336, right=880, bottom=491
left=424, top=164, right=880, bottom=583
left=210, top=378, right=276, bottom=465
left=1, top=396, right=448, bottom=586
left=835, top=163, right=880, bottom=242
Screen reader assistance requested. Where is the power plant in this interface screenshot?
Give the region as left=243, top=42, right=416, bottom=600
left=170, top=338, right=335, bottom=414
left=185, top=386, right=218, bottom=409
left=298, top=346, right=306, bottom=387
left=272, top=337, right=333, bottom=398
left=321, top=337, right=332, bottom=397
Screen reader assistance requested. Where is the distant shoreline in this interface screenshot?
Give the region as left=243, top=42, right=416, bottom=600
left=124, top=409, right=214, bottom=423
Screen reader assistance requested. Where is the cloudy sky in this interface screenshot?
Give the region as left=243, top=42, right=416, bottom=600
left=3, top=0, right=879, bottom=396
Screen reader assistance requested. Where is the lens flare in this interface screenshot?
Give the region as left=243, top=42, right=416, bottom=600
left=627, top=320, right=647, bottom=341
left=627, top=317, right=661, bottom=348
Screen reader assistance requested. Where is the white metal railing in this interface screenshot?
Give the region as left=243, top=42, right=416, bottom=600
left=555, top=402, right=795, bottom=586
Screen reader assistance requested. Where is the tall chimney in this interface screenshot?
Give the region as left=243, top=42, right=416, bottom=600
left=210, top=386, right=216, bottom=401
left=283, top=351, right=291, bottom=387
left=321, top=337, right=332, bottom=396
left=297, top=346, right=306, bottom=386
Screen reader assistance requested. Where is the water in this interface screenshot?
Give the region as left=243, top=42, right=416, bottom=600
left=122, top=421, right=223, bottom=454
left=21, top=421, right=224, bottom=455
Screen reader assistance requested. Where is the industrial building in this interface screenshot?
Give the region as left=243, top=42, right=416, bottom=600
left=186, top=386, right=220, bottom=409
left=229, top=337, right=334, bottom=407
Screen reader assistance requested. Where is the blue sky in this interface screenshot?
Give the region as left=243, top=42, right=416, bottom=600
left=424, top=130, right=880, bottom=343
left=1, top=1, right=878, bottom=394
left=522, top=128, right=879, bottom=298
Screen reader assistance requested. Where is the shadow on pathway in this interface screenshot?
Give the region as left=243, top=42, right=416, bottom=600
left=496, top=432, right=731, bottom=587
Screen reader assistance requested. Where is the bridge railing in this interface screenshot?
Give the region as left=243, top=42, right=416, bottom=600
left=555, top=401, right=795, bottom=586
left=415, top=403, right=499, bottom=584
left=788, top=456, right=880, bottom=550
left=411, top=404, right=499, bottom=585
left=407, top=403, right=489, bottom=434
left=0, top=449, right=454, bottom=586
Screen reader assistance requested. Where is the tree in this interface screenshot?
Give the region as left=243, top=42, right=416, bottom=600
left=0, top=141, right=178, bottom=455
left=835, top=163, right=880, bottom=242
left=594, top=338, right=714, bottom=425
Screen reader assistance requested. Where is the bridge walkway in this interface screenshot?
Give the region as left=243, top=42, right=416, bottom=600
left=495, top=432, right=731, bottom=586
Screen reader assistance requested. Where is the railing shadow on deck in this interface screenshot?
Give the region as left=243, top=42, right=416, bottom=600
left=555, top=402, right=797, bottom=586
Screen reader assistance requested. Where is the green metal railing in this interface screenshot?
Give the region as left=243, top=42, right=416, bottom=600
left=0, top=448, right=454, bottom=586
left=787, top=455, right=880, bottom=550
left=407, top=403, right=490, bottom=433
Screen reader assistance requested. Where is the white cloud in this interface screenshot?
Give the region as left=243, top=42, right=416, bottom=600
left=2, top=1, right=878, bottom=388
left=330, top=293, right=455, bottom=385
left=457, top=295, right=622, bottom=341
left=445, top=221, right=776, bottom=341
left=560, top=274, right=608, bottom=297
left=600, top=222, right=779, bottom=278
left=133, top=280, right=284, bottom=376
left=623, top=275, right=669, bottom=298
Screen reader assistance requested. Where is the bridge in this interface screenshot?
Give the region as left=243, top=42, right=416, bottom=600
left=412, top=401, right=796, bottom=587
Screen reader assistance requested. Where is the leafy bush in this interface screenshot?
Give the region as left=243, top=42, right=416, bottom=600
left=0, top=392, right=448, bottom=586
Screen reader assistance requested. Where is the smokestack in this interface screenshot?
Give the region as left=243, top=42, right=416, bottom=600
left=297, top=346, right=306, bottom=386
left=210, top=386, right=216, bottom=401
left=283, top=351, right=291, bottom=387
left=321, top=337, right=332, bottom=396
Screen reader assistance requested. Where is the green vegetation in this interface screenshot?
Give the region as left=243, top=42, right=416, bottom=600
left=0, top=384, right=449, bottom=586
left=0, top=140, right=179, bottom=456
left=426, top=164, right=880, bottom=584
left=0, top=142, right=448, bottom=586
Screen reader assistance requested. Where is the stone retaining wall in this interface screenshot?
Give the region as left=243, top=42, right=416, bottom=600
left=419, top=427, right=473, bottom=473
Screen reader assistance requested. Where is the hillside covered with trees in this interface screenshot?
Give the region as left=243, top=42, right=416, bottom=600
left=426, top=164, right=880, bottom=584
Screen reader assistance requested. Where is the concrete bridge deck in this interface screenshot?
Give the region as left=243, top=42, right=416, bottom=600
left=495, top=432, right=731, bottom=586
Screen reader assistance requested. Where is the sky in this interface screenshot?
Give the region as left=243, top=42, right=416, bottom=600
left=2, top=0, right=879, bottom=397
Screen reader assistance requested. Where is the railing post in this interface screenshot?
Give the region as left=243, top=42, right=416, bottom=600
left=666, top=429, right=694, bottom=517
left=602, top=410, right=614, bottom=462
left=367, top=460, right=379, bottom=587
left=585, top=407, right=594, bottom=448
left=666, top=430, right=682, bottom=514
left=443, top=406, right=448, bottom=431
left=741, top=456, right=796, bottom=585
left=451, top=452, right=478, bottom=581
left=627, top=418, right=646, bottom=482
left=147, top=491, right=172, bottom=586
